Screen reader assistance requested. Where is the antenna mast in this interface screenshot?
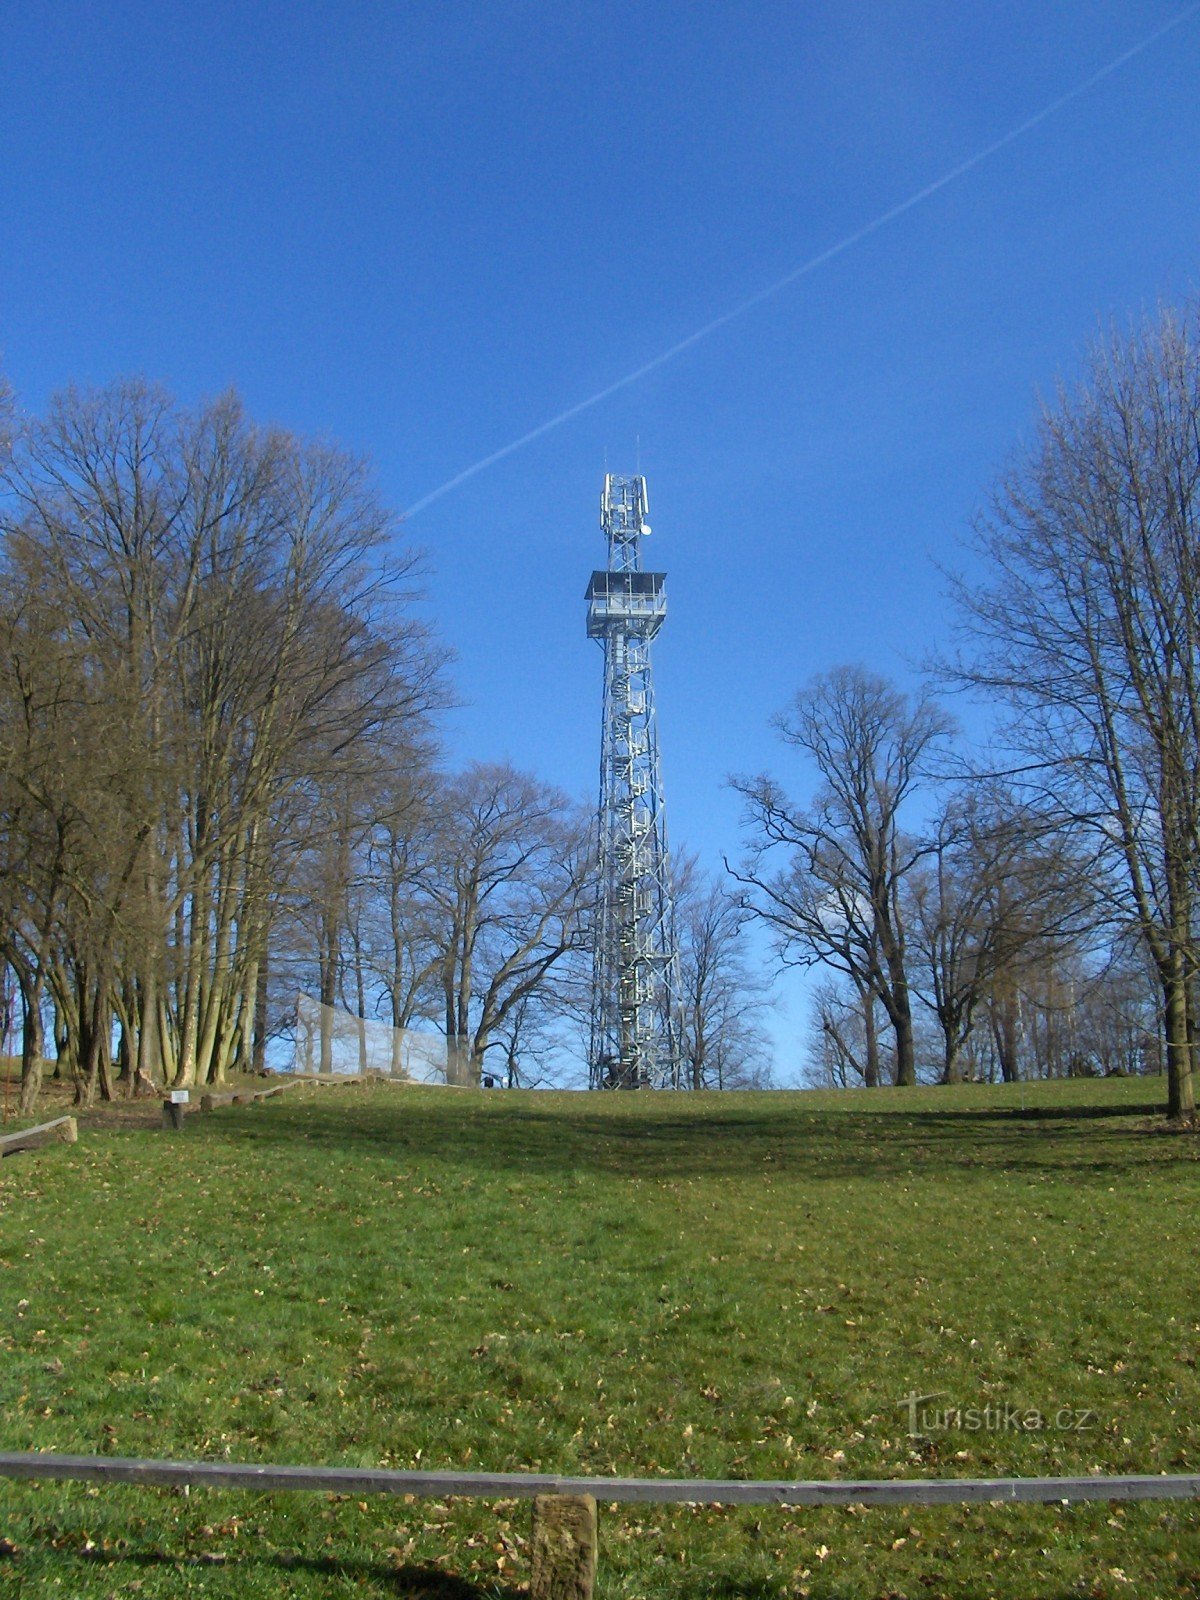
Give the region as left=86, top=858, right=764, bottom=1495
left=586, top=474, right=684, bottom=1089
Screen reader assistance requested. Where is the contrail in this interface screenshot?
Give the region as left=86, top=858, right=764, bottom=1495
left=402, top=4, right=1200, bottom=519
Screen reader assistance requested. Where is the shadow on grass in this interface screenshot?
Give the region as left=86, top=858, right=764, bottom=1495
left=920, top=1100, right=1162, bottom=1122
left=8, top=1543, right=520, bottom=1598
left=679, top=1581, right=1094, bottom=1600
left=21, top=1544, right=1111, bottom=1600
left=187, top=1085, right=1176, bottom=1186
left=678, top=1581, right=789, bottom=1600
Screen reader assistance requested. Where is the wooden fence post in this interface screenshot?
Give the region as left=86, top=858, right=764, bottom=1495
left=530, top=1493, right=597, bottom=1600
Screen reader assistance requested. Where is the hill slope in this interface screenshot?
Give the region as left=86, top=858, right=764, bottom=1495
left=1, top=1078, right=1196, bottom=1597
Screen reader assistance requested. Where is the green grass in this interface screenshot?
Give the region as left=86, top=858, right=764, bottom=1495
left=0, top=1076, right=1197, bottom=1597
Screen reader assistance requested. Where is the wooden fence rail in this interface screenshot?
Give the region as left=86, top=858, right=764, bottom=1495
left=1, top=1453, right=1198, bottom=1506
left=2, top=1451, right=1197, bottom=1598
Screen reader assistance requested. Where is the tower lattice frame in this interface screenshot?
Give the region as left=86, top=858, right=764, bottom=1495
left=586, top=474, right=684, bottom=1089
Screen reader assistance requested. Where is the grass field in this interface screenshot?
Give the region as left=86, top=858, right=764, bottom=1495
left=0, top=1074, right=1197, bottom=1598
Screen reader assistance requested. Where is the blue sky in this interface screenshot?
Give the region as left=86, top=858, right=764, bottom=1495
left=3, top=2, right=1199, bottom=1069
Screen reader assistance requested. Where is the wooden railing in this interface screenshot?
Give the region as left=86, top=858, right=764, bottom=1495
left=2, top=1451, right=1197, bottom=1598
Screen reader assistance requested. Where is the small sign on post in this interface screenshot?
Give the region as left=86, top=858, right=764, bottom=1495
left=162, top=1090, right=189, bottom=1130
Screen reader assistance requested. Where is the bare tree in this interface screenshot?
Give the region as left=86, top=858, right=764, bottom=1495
left=365, top=772, right=445, bottom=1044
left=421, top=764, right=595, bottom=1084
left=675, top=862, right=772, bottom=1089
left=805, top=976, right=894, bottom=1088
left=733, top=666, right=952, bottom=1086
left=906, top=788, right=1099, bottom=1083
left=0, top=373, right=13, bottom=466
left=1073, top=940, right=1164, bottom=1078
left=949, top=300, right=1200, bottom=1117
left=288, top=758, right=445, bottom=1074
left=486, top=985, right=585, bottom=1088
left=0, top=378, right=446, bottom=1106
left=0, top=538, right=155, bottom=1107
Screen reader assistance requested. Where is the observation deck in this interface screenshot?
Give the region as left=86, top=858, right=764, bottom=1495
left=586, top=569, right=667, bottom=639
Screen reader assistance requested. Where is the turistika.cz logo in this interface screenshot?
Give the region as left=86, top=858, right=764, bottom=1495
left=896, top=1392, right=1097, bottom=1436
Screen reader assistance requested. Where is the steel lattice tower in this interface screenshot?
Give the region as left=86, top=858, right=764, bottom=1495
left=586, top=474, right=684, bottom=1089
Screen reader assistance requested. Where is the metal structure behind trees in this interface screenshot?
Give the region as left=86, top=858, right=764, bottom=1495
left=586, top=474, right=684, bottom=1088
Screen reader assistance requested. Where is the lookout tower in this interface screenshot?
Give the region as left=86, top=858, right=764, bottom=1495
left=586, top=474, right=683, bottom=1089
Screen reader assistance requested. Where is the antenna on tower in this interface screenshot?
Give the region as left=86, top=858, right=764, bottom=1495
left=585, top=473, right=684, bottom=1089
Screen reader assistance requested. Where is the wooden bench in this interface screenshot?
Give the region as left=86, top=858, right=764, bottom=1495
left=0, top=1116, right=78, bottom=1158
left=199, top=1081, right=301, bottom=1111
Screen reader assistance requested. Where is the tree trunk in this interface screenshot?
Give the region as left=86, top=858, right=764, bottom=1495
left=941, top=1038, right=963, bottom=1085
left=115, top=1014, right=133, bottom=1085
left=252, top=950, right=269, bottom=1073
left=876, top=903, right=917, bottom=1086
left=1162, top=955, right=1195, bottom=1119
left=468, top=1043, right=485, bottom=1087
left=16, top=965, right=45, bottom=1117
left=859, top=981, right=880, bottom=1088
left=992, top=983, right=1021, bottom=1083
left=319, top=916, right=339, bottom=1074
left=390, top=998, right=405, bottom=1077
left=95, top=1013, right=115, bottom=1103
left=77, top=973, right=116, bottom=1106
left=691, top=1022, right=706, bottom=1091
left=195, top=883, right=237, bottom=1087
left=890, top=996, right=916, bottom=1086
left=50, top=969, right=76, bottom=1080
left=157, top=990, right=178, bottom=1085
left=176, top=926, right=204, bottom=1088
left=137, top=968, right=161, bottom=1087
left=354, top=936, right=368, bottom=1075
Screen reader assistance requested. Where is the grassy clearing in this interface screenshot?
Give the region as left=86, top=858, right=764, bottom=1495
left=0, top=1075, right=1197, bottom=1598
